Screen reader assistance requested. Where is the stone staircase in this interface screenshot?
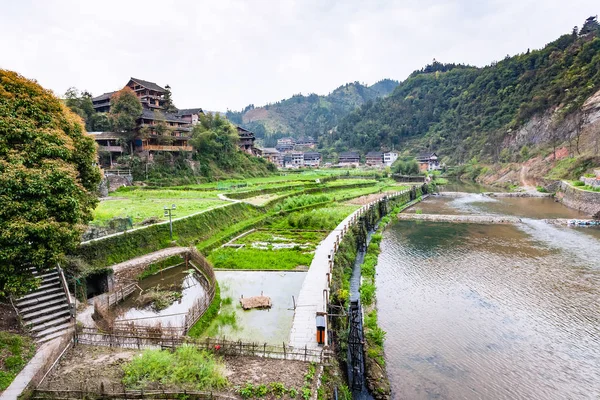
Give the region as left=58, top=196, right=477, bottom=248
left=15, top=267, right=75, bottom=343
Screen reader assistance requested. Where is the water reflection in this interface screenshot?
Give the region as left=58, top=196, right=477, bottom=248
left=378, top=219, right=600, bottom=399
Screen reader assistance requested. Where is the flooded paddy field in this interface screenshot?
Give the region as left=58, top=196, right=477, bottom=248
left=113, top=265, right=207, bottom=328
left=378, top=193, right=600, bottom=399
left=206, top=271, right=306, bottom=344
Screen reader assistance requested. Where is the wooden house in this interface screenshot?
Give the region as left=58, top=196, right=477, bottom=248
left=338, top=151, right=360, bottom=167
left=303, top=152, right=321, bottom=167
left=365, top=151, right=384, bottom=166
left=416, top=152, right=440, bottom=171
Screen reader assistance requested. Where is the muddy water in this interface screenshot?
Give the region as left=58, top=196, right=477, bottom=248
left=115, top=265, right=206, bottom=327
left=377, top=195, right=600, bottom=399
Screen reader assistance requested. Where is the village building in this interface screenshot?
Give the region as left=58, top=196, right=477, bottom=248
left=276, top=137, right=296, bottom=152
left=417, top=152, right=440, bottom=171
left=295, top=136, right=316, bottom=149
left=338, top=151, right=360, bottom=167
left=260, top=148, right=283, bottom=167
left=383, top=151, right=399, bottom=167
left=90, top=131, right=125, bottom=167
left=175, top=108, right=204, bottom=125
left=237, top=126, right=258, bottom=155
left=303, top=152, right=321, bottom=167
left=365, top=151, right=384, bottom=167
left=90, top=77, right=256, bottom=157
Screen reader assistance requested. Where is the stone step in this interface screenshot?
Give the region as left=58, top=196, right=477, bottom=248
left=34, top=322, right=73, bottom=342
left=19, top=297, right=66, bottom=315
left=24, top=308, right=71, bottom=326
left=34, top=280, right=62, bottom=292
left=30, top=315, right=71, bottom=333
left=17, top=292, right=66, bottom=308
left=40, top=274, right=60, bottom=284
left=36, top=326, right=74, bottom=344
left=21, top=303, right=70, bottom=321
left=17, top=287, right=63, bottom=302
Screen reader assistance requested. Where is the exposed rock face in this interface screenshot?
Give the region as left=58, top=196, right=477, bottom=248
left=504, top=88, right=600, bottom=153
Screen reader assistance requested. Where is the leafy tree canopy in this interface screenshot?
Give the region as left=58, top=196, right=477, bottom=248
left=109, top=87, right=142, bottom=133
left=0, top=70, right=102, bottom=297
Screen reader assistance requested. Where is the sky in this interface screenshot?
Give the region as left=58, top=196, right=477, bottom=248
left=0, top=0, right=598, bottom=111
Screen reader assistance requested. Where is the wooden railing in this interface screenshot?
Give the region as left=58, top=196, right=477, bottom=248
left=104, top=169, right=131, bottom=176
left=97, top=145, right=123, bottom=152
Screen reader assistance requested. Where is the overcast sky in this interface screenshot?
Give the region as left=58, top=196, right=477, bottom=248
left=0, top=0, right=598, bottom=111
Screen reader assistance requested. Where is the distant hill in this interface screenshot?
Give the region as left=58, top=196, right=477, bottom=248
left=225, top=79, right=398, bottom=146
left=331, top=17, right=600, bottom=164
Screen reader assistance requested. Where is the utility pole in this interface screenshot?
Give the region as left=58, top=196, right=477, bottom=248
left=164, top=204, right=176, bottom=240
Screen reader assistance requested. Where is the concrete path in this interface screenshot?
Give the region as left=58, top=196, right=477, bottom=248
left=0, top=338, right=64, bottom=400
left=288, top=190, right=407, bottom=350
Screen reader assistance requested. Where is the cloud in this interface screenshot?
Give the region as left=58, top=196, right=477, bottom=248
left=0, top=0, right=597, bottom=111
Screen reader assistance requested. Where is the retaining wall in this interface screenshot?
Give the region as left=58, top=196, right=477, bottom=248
left=556, top=181, right=600, bottom=216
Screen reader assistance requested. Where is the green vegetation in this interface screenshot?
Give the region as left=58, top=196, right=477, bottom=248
left=93, top=196, right=225, bottom=226
left=187, top=284, right=221, bottom=338
left=331, top=18, right=600, bottom=164
left=0, top=332, right=36, bottom=390
left=226, top=80, right=398, bottom=148
left=237, top=381, right=298, bottom=399
left=546, top=156, right=600, bottom=180
left=267, top=206, right=359, bottom=231
left=0, top=69, right=102, bottom=296
left=208, top=247, right=313, bottom=270
left=121, top=345, right=227, bottom=390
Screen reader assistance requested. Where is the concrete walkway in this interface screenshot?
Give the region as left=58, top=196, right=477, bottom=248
left=288, top=190, right=408, bottom=350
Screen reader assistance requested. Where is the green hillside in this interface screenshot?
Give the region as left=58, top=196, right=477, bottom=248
left=226, top=79, right=398, bottom=146
left=330, top=17, right=600, bottom=163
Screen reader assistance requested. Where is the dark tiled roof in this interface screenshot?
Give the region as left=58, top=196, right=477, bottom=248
left=130, top=78, right=166, bottom=93
left=176, top=108, right=204, bottom=116
left=140, top=109, right=189, bottom=124
left=366, top=151, right=383, bottom=158
left=304, top=152, right=321, bottom=160
left=261, top=148, right=280, bottom=154
left=92, top=91, right=116, bottom=102
left=417, top=152, right=438, bottom=160
left=339, top=151, right=359, bottom=158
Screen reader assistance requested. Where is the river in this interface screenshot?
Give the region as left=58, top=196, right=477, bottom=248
left=377, top=189, right=600, bottom=399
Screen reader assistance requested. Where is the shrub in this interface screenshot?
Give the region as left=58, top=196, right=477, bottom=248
left=122, top=345, right=227, bottom=390
left=360, top=282, right=376, bottom=306
left=573, top=180, right=585, bottom=186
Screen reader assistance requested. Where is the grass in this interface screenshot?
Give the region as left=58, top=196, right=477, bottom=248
left=267, top=205, right=359, bottom=231
left=208, top=247, right=313, bottom=270
left=93, top=197, right=226, bottom=226
left=121, top=345, right=228, bottom=390
left=235, top=230, right=327, bottom=246
left=187, top=284, right=221, bottom=338
left=0, top=332, right=36, bottom=391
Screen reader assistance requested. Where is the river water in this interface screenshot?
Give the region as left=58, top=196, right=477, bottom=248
left=377, top=191, right=600, bottom=399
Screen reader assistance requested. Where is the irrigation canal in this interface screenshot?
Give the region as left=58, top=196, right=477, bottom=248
left=377, top=188, right=600, bottom=399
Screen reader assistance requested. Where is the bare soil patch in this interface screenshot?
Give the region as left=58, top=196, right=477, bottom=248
left=40, top=345, right=309, bottom=395
left=0, top=302, right=20, bottom=332
left=345, top=192, right=390, bottom=206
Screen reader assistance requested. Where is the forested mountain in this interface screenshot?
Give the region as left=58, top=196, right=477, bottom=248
left=331, top=17, right=600, bottom=163
left=225, top=79, right=398, bottom=146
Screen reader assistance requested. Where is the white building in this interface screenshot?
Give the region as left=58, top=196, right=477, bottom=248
left=383, top=151, right=399, bottom=167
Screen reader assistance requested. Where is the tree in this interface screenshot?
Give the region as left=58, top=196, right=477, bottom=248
left=580, top=16, right=600, bottom=36
left=163, top=85, right=177, bottom=113
left=64, top=87, right=96, bottom=131
left=109, top=87, right=142, bottom=153
left=0, top=70, right=102, bottom=297
left=190, top=113, right=239, bottom=166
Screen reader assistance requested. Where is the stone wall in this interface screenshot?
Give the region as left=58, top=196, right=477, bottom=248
left=556, top=181, right=600, bottom=216
left=580, top=176, right=600, bottom=188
